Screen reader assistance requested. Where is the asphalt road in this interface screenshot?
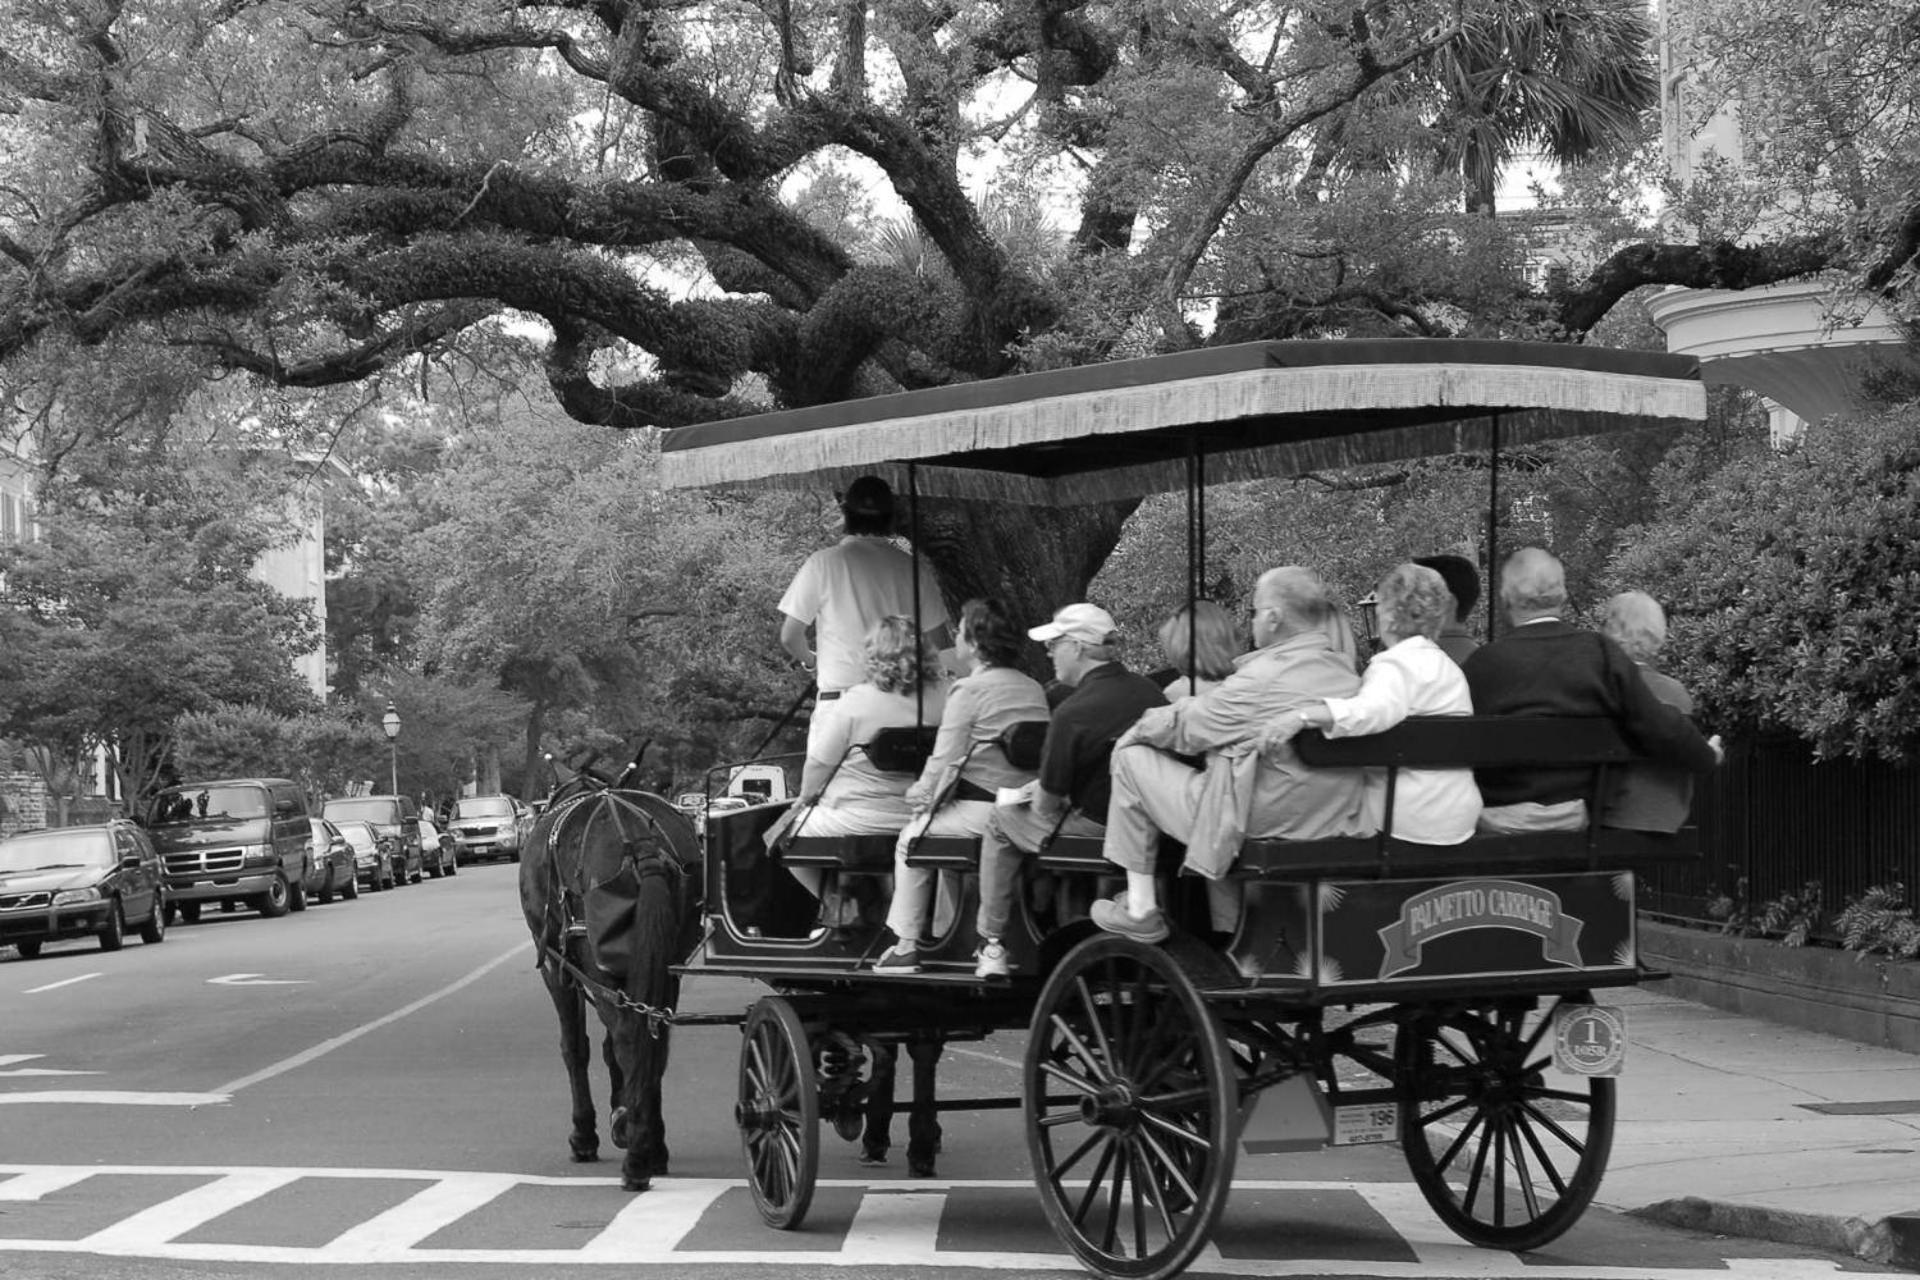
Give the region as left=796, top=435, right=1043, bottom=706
left=0, top=861, right=1899, bottom=1279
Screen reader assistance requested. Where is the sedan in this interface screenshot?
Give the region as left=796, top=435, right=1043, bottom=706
left=338, top=820, right=395, bottom=892
left=418, top=817, right=459, bottom=879
left=304, top=817, right=359, bottom=904
left=0, top=821, right=168, bottom=958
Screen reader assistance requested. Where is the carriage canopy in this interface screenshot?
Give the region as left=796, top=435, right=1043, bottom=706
left=657, top=339, right=1705, bottom=505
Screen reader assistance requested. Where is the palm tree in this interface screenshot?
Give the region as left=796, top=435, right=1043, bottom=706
left=1428, top=0, right=1658, bottom=214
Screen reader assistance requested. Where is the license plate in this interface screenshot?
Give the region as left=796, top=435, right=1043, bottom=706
left=1331, top=1103, right=1398, bottom=1146
left=1552, top=1003, right=1627, bottom=1076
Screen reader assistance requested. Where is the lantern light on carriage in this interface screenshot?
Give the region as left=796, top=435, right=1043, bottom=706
left=1356, top=592, right=1380, bottom=651
left=381, top=700, right=401, bottom=796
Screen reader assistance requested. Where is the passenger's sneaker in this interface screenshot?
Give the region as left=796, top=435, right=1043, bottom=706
left=872, top=942, right=922, bottom=973
left=974, top=938, right=1012, bottom=979
left=1090, top=898, right=1170, bottom=943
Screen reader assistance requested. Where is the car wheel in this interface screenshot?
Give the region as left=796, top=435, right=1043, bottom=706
left=343, top=873, right=359, bottom=901
left=428, top=858, right=444, bottom=880
left=14, top=940, right=42, bottom=960
left=162, top=901, right=178, bottom=926
left=288, top=875, right=308, bottom=913
left=98, top=900, right=126, bottom=952
left=318, top=873, right=334, bottom=905
left=445, top=855, right=457, bottom=878
left=139, top=897, right=167, bottom=945
left=178, top=900, right=202, bottom=924
left=257, top=874, right=291, bottom=919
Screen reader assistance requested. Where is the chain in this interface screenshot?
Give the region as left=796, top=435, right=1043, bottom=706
left=541, top=942, right=678, bottom=1037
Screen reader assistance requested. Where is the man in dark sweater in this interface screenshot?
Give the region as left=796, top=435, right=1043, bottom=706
left=1462, top=549, right=1721, bottom=833
left=973, top=603, right=1166, bottom=976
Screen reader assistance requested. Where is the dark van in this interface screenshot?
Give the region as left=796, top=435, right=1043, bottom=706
left=320, top=795, right=422, bottom=885
left=145, top=778, right=313, bottom=922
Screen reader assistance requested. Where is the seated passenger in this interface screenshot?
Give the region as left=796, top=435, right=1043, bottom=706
left=973, top=603, right=1167, bottom=977
left=873, top=598, right=1051, bottom=972
left=1599, top=591, right=1718, bottom=833
left=1263, top=563, right=1481, bottom=842
left=1158, top=600, right=1241, bottom=702
left=766, top=616, right=948, bottom=923
left=1091, top=567, right=1373, bottom=944
left=1463, top=549, right=1721, bottom=833
left=1413, top=553, right=1482, bottom=665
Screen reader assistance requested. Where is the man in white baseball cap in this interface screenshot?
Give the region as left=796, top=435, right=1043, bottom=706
left=970, top=602, right=1166, bottom=978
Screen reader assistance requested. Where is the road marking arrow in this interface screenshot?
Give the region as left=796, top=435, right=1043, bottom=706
left=207, top=974, right=310, bottom=987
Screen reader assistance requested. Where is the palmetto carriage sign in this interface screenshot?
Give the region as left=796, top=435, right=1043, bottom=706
left=1377, top=879, right=1586, bottom=979
left=1311, top=872, right=1637, bottom=987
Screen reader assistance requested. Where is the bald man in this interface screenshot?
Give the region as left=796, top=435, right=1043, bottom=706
left=1462, top=551, right=1720, bottom=834
left=1092, top=567, right=1372, bottom=943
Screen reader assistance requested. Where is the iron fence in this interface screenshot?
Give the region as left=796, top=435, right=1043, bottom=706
left=1640, top=735, right=1920, bottom=929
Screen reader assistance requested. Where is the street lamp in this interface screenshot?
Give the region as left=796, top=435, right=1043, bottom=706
left=1355, top=592, right=1380, bottom=656
left=381, top=700, right=401, bottom=796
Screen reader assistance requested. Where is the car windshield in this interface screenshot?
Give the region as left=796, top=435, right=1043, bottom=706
left=325, top=799, right=397, bottom=824
left=454, top=797, right=514, bottom=819
left=150, top=786, right=267, bottom=825
left=336, top=823, right=378, bottom=851
left=0, top=828, right=115, bottom=873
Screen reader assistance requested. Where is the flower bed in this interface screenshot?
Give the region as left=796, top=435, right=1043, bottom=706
left=1639, top=918, right=1920, bottom=1053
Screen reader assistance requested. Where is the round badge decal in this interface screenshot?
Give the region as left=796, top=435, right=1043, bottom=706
left=1552, top=1004, right=1626, bottom=1076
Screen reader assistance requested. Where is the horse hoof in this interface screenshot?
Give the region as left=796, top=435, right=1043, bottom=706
left=570, top=1145, right=599, bottom=1163
left=908, top=1160, right=936, bottom=1178
left=622, top=1173, right=652, bottom=1192
left=610, top=1106, right=632, bottom=1150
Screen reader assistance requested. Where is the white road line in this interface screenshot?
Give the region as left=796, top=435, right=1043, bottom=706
left=22, top=972, right=102, bottom=994
left=78, top=1169, right=301, bottom=1250
left=577, top=1179, right=732, bottom=1257
left=0, top=1168, right=97, bottom=1200
left=840, top=1189, right=948, bottom=1265
left=325, top=1172, right=519, bottom=1257
left=0, top=1091, right=228, bottom=1106
left=214, top=939, right=531, bottom=1094
left=0, top=1055, right=43, bottom=1067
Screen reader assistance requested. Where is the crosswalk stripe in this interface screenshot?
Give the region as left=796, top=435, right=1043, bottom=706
left=78, top=1170, right=302, bottom=1250
left=841, top=1189, right=949, bottom=1265
left=324, top=1172, right=519, bottom=1257
left=578, top=1180, right=732, bottom=1257
left=0, top=1168, right=96, bottom=1201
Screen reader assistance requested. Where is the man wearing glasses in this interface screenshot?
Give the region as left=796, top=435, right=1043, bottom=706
left=971, top=603, right=1166, bottom=978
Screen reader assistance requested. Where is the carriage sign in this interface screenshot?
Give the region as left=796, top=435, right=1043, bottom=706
left=1376, top=879, right=1585, bottom=979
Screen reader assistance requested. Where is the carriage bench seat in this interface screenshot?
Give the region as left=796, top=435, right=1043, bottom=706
left=1028, top=715, right=1699, bottom=879
left=779, top=834, right=899, bottom=871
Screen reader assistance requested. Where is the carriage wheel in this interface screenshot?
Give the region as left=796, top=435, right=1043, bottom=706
left=736, top=996, right=819, bottom=1230
left=1396, top=992, right=1616, bottom=1251
left=1024, top=936, right=1238, bottom=1280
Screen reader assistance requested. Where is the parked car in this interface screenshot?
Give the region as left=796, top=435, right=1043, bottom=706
left=447, top=795, right=532, bottom=864
left=321, top=795, right=421, bottom=886
left=145, top=778, right=311, bottom=922
left=336, top=820, right=394, bottom=892
left=417, top=817, right=458, bottom=878
left=304, top=817, right=359, bottom=904
left=0, top=820, right=168, bottom=958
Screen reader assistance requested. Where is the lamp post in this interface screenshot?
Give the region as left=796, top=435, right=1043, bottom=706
left=381, top=701, right=401, bottom=796
left=1355, top=592, right=1380, bottom=656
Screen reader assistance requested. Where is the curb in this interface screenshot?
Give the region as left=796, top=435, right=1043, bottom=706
left=1631, top=1197, right=1910, bottom=1269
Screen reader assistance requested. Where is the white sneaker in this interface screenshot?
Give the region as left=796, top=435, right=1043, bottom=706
left=975, top=938, right=1011, bottom=979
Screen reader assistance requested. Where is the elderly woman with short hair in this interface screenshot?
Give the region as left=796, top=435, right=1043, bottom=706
left=1264, top=562, right=1481, bottom=843
left=1157, top=600, right=1241, bottom=702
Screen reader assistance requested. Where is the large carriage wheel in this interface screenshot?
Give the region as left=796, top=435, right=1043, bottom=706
left=736, top=996, right=819, bottom=1230
left=1024, top=936, right=1238, bottom=1280
left=1396, top=992, right=1616, bottom=1251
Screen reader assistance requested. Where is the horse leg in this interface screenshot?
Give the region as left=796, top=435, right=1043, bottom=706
left=603, top=1026, right=629, bottom=1148
left=543, top=963, right=600, bottom=1163
left=644, top=1024, right=673, bottom=1177
left=860, top=1039, right=899, bottom=1165
left=905, top=1034, right=944, bottom=1178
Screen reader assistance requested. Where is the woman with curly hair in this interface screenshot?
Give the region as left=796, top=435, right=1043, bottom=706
left=771, top=616, right=948, bottom=921
left=1157, top=599, right=1241, bottom=702
left=874, top=597, right=1049, bottom=973
left=1263, top=562, right=1480, bottom=843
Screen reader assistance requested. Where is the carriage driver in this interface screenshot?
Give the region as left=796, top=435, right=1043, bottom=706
left=779, top=476, right=952, bottom=715
left=971, top=603, right=1166, bottom=978
left=1091, top=567, right=1373, bottom=944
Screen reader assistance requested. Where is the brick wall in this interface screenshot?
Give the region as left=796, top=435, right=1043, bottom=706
left=0, top=772, right=48, bottom=837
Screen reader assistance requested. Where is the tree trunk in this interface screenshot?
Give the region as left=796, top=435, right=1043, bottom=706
left=521, top=699, right=547, bottom=801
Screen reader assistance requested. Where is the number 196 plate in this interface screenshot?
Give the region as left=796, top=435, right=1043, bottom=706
left=1332, top=1103, right=1398, bottom=1145
left=1552, top=1003, right=1627, bottom=1076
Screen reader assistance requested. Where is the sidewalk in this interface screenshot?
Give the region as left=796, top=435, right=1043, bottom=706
left=1601, top=983, right=1920, bottom=1268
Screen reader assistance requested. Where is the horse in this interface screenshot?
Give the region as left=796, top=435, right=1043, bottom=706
left=519, top=769, right=703, bottom=1192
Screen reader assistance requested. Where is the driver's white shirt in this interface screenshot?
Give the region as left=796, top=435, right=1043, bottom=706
left=778, top=535, right=947, bottom=693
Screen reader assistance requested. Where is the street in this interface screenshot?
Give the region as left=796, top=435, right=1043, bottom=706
left=0, top=864, right=1898, bottom=1279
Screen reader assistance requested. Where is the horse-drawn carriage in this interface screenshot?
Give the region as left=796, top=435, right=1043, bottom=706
left=530, top=339, right=1710, bottom=1280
